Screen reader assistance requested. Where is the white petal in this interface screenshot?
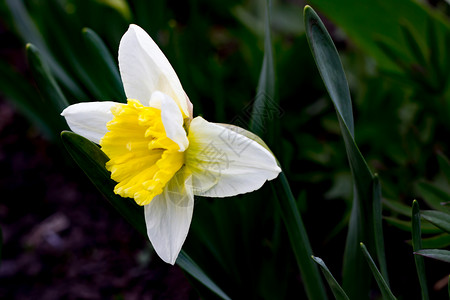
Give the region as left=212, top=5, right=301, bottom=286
left=185, top=92, right=193, bottom=120
left=144, top=169, right=194, bottom=265
left=119, top=24, right=189, bottom=117
left=153, top=92, right=189, bottom=152
left=61, top=101, right=117, bottom=144
left=186, top=117, right=281, bottom=197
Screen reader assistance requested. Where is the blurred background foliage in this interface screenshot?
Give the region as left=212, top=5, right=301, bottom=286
left=0, top=0, right=449, bottom=298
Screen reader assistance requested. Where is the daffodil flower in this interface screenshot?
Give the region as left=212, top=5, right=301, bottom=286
left=61, top=24, right=281, bottom=264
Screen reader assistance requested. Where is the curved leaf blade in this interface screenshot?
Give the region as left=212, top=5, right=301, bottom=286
left=176, top=252, right=231, bottom=300
left=417, top=234, right=450, bottom=249
left=412, top=200, right=430, bottom=300
left=250, top=0, right=280, bottom=144
left=312, top=256, right=350, bottom=300
left=303, top=5, right=353, bottom=135
left=26, top=43, right=69, bottom=113
left=414, top=249, right=450, bottom=264
left=271, top=173, right=328, bottom=300
left=304, top=6, right=377, bottom=299
left=5, top=0, right=86, bottom=99
left=82, top=28, right=126, bottom=100
left=61, top=131, right=146, bottom=234
left=421, top=210, right=450, bottom=233
left=384, top=216, right=443, bottom=234
left=0, top=60, right=55, bottom=138
left=372, top=175, right=389, bottom=285
left=360, top=243, right=397, bottom=300
left=251, top=3, right=327, bottom=299
left=417, top=181, right=450, bottom=213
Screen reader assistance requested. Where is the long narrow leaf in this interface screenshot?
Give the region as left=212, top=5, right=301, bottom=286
left=399, top=22, right=428, bottom=69
left=412, top=234, right=450, bottom=249
left=60, top=131, right=230, bottom=299
left=383, top=198, right=411, bottom=217
left=249, top=2, right=326, bottom=299
left=308, top=0, right=450, bottom=73
left=417, top=182, right=450, bottom=213
left=61, top=131, right=146, bottom=234
left=176, top=252, right=231, bottom=300
left=303, top=6, right=353, bottom=135
left=421, top=210, right=450, bottom=233
left=304, top=6, right=375, bottom=299
left=250, top=0, right=278, bottom=143
left=360, top=243, right=397, bottom=300
left=312, top=256, right=350, bottom=300
left=0, top=60, right=54, bottom=138
left=82, top=28, right=126, bottom=100
left=271, top=173, right=328, bottom=299
left=384, top=217, right=443, bottom=234
left=26, top=43, right=70, bottom=113
left=372, top=175, right=389, bottom=285
left=5, top=0, right=86, bottom=99
left=412, top=200, right=430, bottom=300
left=414, top=249, right=450, bottom=264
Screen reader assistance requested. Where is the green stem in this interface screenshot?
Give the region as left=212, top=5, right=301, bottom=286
left=412, top=200, right=430, bottom=300
left=271, top=172, right=328, bottom=300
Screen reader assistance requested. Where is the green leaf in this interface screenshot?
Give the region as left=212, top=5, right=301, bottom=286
left=372, top=175, right=389, bottom=285
left=415, top=234, right=450, bottom=249
left=5, top=0, right=86, bottom=99
left=384, top=216, right=443, bottom=234
left=0, top=60, right=55, bottom=139
left=26, top=43, right=70, bottom=113
left=417, top=181, right=450, bottom=213
left=373, top=38, right=409, bottom=72
left=250, top=4, right=326, bottom=298
left=421, top=210, right=450, bottom=234
left=312, top=256, right=350, bottom=300
left=303, top=6, right=353, bottom=135
left=304, top=6, right=376, bottom=299
left=176, top=252, right=231, bottom=300
left=383, top=198, right=411, bottom=217
left=271, top=173, right=328, bottom=300
left=232, top=2, right=304, bottom=37
left=60, top=131, right=229, bottom=299
left=82, top=28, right=126, bottom=101
left=250, top=0, right=278, bottom=142
left=308, top=0, right=450, bottom=73
left=360, top=243, right=397, bottom=300
left=61, top=131, right=146, bottom=235
left=414, top=249, right=450, bottom=264
left=399, top=22, right=428, bottom=70
left=94, top=0, right=132, bottom=21
left=412, top=200, right=430, bottom=300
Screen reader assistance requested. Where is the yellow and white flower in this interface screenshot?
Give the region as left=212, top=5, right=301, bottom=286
left=61, top=24, right=281, bottom=264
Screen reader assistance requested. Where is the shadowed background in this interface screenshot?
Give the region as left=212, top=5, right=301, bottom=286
left=0, top=0, right=449, bottom=299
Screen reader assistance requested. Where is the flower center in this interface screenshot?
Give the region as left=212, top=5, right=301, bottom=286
left=100, top=99, right=184, bottom=206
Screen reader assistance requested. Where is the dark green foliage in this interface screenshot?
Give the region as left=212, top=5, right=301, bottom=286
left=1, top=0, right=449, bottom=298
